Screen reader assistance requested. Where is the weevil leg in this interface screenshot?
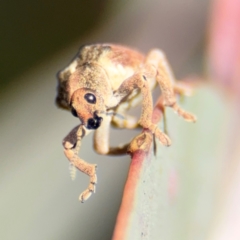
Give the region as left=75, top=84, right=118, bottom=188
left=111, top=102, right=141, bottom=129
left=152, top=95, right=168, bottom=135
left=108, top=65, right=171, bottom=146
left=146, top=49, right=196, bottom=122
left=63, top=125, right=97, bottom=202
left=173, top=82, right=193, bottom=97
left=94, top=115, right=130, bottom=155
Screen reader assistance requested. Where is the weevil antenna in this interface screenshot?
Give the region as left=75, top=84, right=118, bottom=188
left=106, top=111, right=125, bottom=119
left=95, top=110, right=125, bottom=119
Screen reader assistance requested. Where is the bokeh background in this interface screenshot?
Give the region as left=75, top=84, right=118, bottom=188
left=1, top=0, right=240, bottom=239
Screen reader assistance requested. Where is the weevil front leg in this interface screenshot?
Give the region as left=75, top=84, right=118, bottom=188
left=146, top=49, right=196, bottom=122
left=94, top=115, right=130, bottom=155
left=111, top=102, right=141, bottom=129
left=108, top=65, right=171, bottom=146
left=63, top=125, right=97, bottom=202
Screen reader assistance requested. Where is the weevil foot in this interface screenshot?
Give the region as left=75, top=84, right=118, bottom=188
left=79, top=184, right=95, bottom=203
left=128, top=131, right=153, bottom=154
left=79, top=171, right=97, bottom=202
left=154, top=128, right=171, bottom=146
left=146, top=124, right=171, bottom=146
left=172, top=103, right=196, bottom=122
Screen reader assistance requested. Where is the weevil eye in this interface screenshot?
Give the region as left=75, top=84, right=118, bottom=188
left=84, top=93, right=96, bottom=104
left=71, top=107, right=78, bottom=117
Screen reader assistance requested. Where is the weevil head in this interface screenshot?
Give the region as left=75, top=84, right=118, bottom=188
left=70, top=88, right=105, bottom=130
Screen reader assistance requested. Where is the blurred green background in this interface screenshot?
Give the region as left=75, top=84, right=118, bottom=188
left=0, top=0, right=122, bottom=87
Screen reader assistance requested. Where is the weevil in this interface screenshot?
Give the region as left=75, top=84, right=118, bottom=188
left=56, top=44, right=196, bottom=202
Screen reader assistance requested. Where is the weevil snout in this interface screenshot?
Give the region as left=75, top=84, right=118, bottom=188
left=71, top=88, right=105, bottom=129
left=87, top=112, right=103, bottom=129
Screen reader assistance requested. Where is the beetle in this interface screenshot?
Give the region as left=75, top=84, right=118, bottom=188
left=56, top=44, right=196, bottom=202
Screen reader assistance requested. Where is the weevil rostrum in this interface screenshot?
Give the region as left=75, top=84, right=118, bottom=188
left=56, top=44, right=196, bottom=202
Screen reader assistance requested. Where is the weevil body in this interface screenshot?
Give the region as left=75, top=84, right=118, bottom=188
left=56, top=44, right=196, bottom=202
